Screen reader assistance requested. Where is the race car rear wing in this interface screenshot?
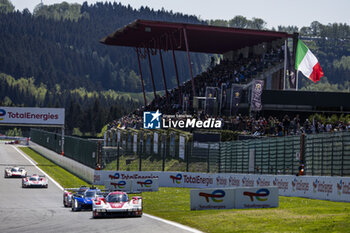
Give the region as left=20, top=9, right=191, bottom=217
left=98, top=190, right=142, bottom=196
left=64, top=185, right=99, bottom=191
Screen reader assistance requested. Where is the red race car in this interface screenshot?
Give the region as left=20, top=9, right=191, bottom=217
left=92, top=191, right=142, bottom=218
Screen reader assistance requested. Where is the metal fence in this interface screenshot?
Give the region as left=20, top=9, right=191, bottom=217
left=304, top=131, right=350, bottom=176
left=102, top=130, right=350, bottom=176
left=30, top=129, right=99, bottom=168
left=220, top=135, right=301, bottom=175
left=30, top=128, right=350, bottom=176
left=101, top=141, right=220, bottom=173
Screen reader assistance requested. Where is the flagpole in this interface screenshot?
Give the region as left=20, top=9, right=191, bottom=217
left=283, top=39, right=287, bottom=90
left=296, top=70, right=299, bottom=91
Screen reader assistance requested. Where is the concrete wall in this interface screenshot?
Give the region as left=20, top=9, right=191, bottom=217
left=29, top=142, right=94, bottom=183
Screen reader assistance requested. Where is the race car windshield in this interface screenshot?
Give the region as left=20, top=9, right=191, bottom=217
left=29, top=177, right=38, bottom=181
left=85, top=191, right=96, bottom=198
left=11, top=168, right=19, bottom=172
left=106, top=194, right=128, bottom=203
left=77, top=188, right=88, bottom=195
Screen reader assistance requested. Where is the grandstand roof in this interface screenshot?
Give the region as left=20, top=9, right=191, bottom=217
left=100, top=19, right=293, bottom=54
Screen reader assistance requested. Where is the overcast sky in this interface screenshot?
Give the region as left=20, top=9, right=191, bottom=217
left=10, top=0, right=350, bottom=29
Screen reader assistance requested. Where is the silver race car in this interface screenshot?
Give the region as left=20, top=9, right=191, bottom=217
left=22, top=174, right=48, bottom=188
left=4, top=166, right=27, bottom=178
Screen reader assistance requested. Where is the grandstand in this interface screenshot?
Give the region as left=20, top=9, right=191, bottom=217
left=101, top=19, right=350, bottom=131
left=101, top=19, right=295, bottom=115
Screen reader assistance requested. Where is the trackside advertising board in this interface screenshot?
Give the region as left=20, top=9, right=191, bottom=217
left=190, top=188, right=235, bottom=210
left=104, top=179, right=132, bottom=192
left=94, top=171, right=350, bottom=202
left=132, top=178, right=159, bottom=192
left=234, top=187, right=279, bottom=209
left=103, top=174, right=159, bottom=192
left=190, top=187, right=278, bottom=210
left=0, top=107, right=65, bottom=125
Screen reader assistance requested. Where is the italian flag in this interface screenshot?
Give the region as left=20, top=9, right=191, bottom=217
left=295, top=40, right=324, bottom=83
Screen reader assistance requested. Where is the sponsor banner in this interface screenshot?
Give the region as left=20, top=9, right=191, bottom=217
left=153, top=133, right=158, bottom=154
left=104, top=179, right=132, bottom=192
left=133, top=134, right=137, bottom=153
left=132, top=178, right=159, bottom=192
left=0, top=107, right=64, bottom=125
left=104, top=176, right=159, bottom=193
left=167, top=172, right=184, bottom=188
left=191, top=188, right=235, bottom=210
left=94, top=170, right=350, bottom=202
left=250, top=80, right=264, bottom=111
left=235, top=187, right=279, bottom=209
left=179, top=136, right=185, bottom=160
left=96, top=171, right=160, bottom=185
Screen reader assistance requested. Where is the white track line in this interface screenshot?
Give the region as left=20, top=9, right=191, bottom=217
left=13, top=146, right=202, bottom=233
left=144, top=214, right=203, bottom=233
left=12, top=146, right=64, bottom=191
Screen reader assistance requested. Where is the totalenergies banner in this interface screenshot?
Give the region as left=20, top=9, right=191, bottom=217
left=0, top=107, right=65, bottom=125
left=103, top=175, right=159, bottom=192
left=190, top=187, right=279, bottom=210
left=94, top=170, right=350, bottom=202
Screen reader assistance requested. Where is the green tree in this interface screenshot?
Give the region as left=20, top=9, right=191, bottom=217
left=0, top=0, right=14, bottom=14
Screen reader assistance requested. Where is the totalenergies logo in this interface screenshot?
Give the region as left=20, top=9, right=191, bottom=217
left=137, top=179, right=152, bottom=187
left=0, top=109, right=6, bottom=120
left=110, top=181, right=126, bottom=189
left=199, top=190, right=225, bottom=203
left=243, top=188, right=270, bottom=202
left=170, top=174, right=182, bottom=184
left=337, top=180, right=342, bottom=195
left=313, top=179, right=318, bottom=193
left=109, top=173, right=120, bottom=180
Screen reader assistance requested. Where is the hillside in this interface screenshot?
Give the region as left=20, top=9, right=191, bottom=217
left=0, top=1, right=208, bottom=93
left=1, top=1, right=350, bottom=136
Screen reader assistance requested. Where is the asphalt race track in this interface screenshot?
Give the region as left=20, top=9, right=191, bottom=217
left=0, top=143, right=200, bottom=233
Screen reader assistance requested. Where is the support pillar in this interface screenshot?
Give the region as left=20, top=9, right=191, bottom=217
left=61, top=126, right=64, bottom=155
left=158, top=47, right=169, bottom=103
left=136, top=48, right=147, bottom=106
left=183, top=27, right=196, bottom=98
left=146, top=48, right=157, bottom=100
left=170, top=38, right=182, bottom=104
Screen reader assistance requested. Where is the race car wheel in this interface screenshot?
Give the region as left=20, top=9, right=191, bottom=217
left=63, top=197, right=68, bottom=207
left=72, top=199, right=80, bottom=212
left=92, top=210, right=99, bottom=219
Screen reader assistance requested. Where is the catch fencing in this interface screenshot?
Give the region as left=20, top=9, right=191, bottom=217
left=102, top=140, right=220, bottom=173
left=103, top=129, right=350, bottom=176
left=305, top=132, right=350, bottom=176
left=30, top=128, right=350, bottom=176
left=30, top=128, right=100, bottom=168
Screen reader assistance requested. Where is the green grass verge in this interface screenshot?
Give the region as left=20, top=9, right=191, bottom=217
left=18, top=147, right=350, bottom=232
left=19, top=147, right=89, bottom=188
left=142, top=187, right=350, bottom=233
left=104, top=155, right=211, bottom=173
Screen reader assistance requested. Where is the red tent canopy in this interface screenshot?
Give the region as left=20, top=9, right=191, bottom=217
left=100, top=19, right=293, bottom=54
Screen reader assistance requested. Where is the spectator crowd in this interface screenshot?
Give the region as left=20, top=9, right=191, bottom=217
left=107, top=45, right=350, bottom=138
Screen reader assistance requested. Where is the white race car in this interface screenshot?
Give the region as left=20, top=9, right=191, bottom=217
left=92, top=191, right=142, bottom=218
left=22, top=174, right=48, bottom=188
left=4, top=166, right=27, bottom=178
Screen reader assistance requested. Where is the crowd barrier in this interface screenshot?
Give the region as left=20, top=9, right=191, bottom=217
left=29, top=142, right=94, bottom=183
left=94, top=170, right=350, bottom=202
